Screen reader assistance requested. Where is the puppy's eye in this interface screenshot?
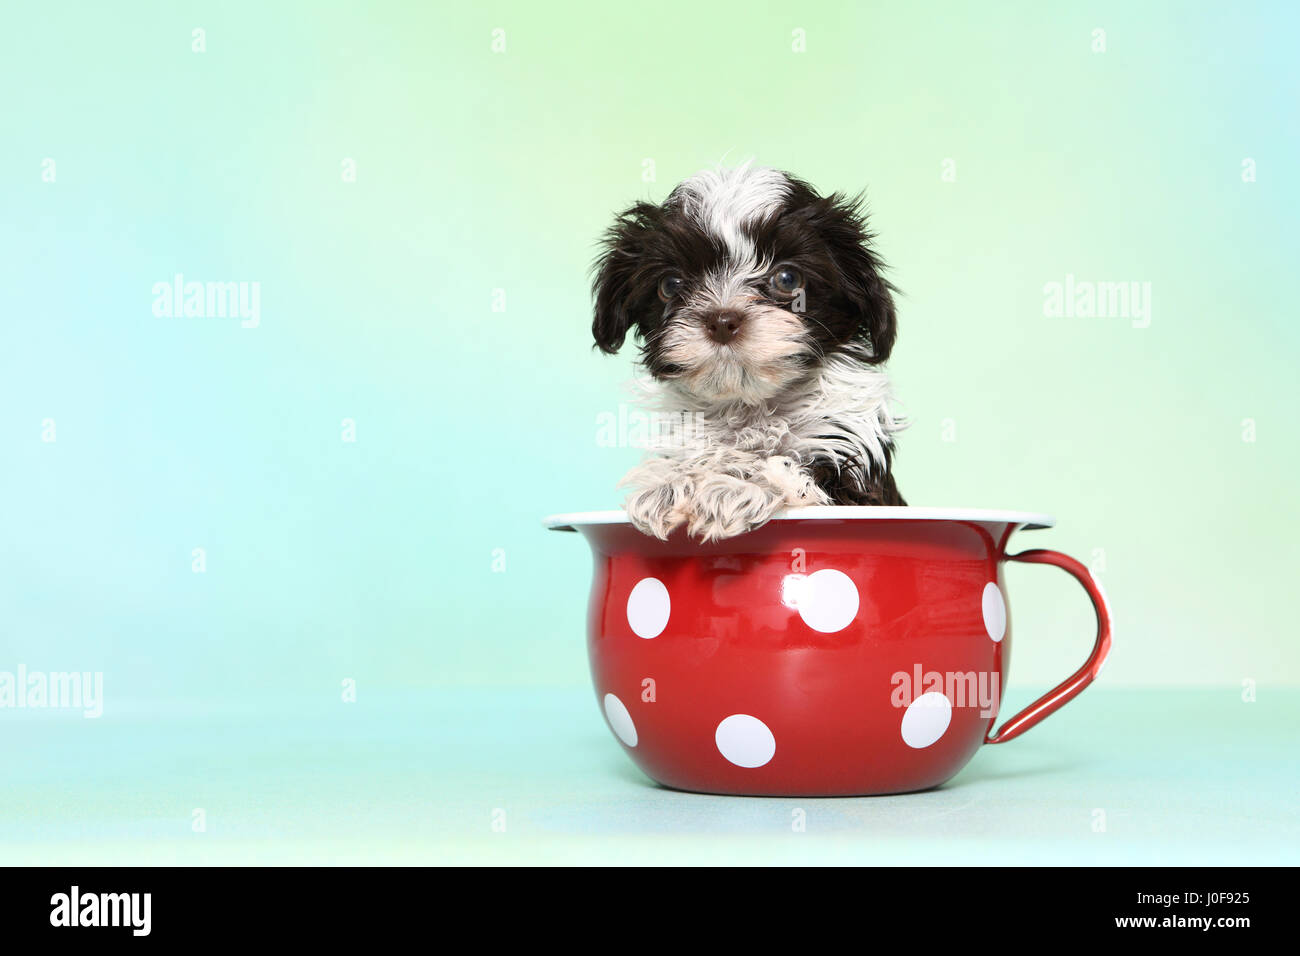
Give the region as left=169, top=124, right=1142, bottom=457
left=657, top=275, right=684, bottom=301
left=770, top=266, right=802, bottom=296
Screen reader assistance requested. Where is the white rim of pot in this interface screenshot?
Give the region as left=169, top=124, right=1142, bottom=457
left=544, top=506, right=1055, bottom=532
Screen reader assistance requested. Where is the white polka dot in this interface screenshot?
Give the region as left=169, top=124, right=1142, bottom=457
left=626, top=577, right=670, bottom=639
left=715, top=714, right=776, bottom=768
left=900, top=692, right=952, bottom=749
left=982, top=582, right=1006, bottom=642
left=603, top=693, right=637, bottom=747
left=792, top=569, right=860, bottom=633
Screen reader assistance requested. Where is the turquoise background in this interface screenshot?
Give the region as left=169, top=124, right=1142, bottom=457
left=1, top=1, right=1296, bottom=863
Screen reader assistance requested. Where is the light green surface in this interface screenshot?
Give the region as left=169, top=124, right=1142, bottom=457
left=3, top=687, right=1294, bottom=865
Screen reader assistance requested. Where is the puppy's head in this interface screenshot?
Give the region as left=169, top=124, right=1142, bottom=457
left=592, top=164, right=896, bottom=405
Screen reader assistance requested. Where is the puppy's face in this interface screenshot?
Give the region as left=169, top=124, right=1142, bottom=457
left=592, top=166, right=896, bottom=405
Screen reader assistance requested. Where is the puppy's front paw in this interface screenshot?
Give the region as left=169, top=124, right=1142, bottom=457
left=685, top=473, right=784, bottom=542
left=760, top=455, right=832, bottom=508
left=624, top=481, right=690, bottom=540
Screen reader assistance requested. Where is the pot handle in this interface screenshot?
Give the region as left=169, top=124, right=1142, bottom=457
left=984, top=549, right=1112, bottom=745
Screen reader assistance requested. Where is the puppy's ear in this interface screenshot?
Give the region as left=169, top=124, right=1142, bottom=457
left=820, top=193, right=898, bottom=364
left=591, top=201, right=660, bottom=354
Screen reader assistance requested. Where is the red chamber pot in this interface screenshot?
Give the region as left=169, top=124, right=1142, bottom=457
left=546, top=507, right=1112, bottom=797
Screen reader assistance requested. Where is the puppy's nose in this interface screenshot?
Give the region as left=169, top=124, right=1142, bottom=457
left=705, top=309, right=745, bottom=344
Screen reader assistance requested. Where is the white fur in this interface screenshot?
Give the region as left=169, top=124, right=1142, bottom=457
left=621, top=345, right=905, bottom=540
left=675, top=162, right=790, bottom=269
left=659, top=302, right=808, bottom=405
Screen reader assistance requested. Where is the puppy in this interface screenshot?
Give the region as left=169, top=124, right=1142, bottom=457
left=592, top=163, right=905, bottom=541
